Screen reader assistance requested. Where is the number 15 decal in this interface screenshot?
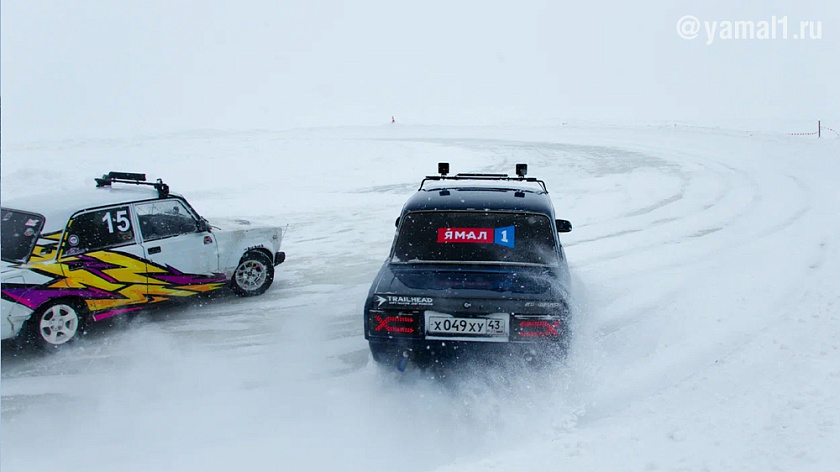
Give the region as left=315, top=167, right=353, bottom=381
left=102, top=210, right=131, bottom=233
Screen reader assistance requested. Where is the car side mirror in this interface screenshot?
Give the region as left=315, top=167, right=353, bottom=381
left=198, top=217, right=211, bottom=233
left=556, top=219, right=572, bottom=233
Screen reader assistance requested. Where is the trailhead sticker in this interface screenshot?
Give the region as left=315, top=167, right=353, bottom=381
left=375, top=295, right=434, bottom=307
left=437, top=226, right=515, bottom=248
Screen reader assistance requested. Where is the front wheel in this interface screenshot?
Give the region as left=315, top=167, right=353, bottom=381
left=28, top=301, right=85, bottom=349
left=231, top=251, right=274, bottom=296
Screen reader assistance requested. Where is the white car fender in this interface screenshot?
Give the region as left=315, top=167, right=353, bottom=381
left=209, top=219, right=283, bottom=278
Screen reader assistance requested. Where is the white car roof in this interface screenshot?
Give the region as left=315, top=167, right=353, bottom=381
left=2, top=186, right=176, bottom=233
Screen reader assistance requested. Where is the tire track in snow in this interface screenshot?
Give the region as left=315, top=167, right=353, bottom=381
left=401, top=136, right=820, bottom=445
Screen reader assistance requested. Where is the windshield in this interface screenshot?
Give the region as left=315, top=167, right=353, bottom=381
left=392, top=211, right=558, bottom=265
left=1, top=209, right=45, bottom=263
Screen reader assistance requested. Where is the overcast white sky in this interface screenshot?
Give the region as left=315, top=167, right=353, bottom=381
left=1, top=0, right=838, bottom=139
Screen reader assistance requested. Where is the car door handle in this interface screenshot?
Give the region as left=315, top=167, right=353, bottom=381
left=148, top=246, right=162, bottom=255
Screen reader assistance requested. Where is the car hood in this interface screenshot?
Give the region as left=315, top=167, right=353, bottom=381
left=372, top=263, right=569, bottom=302
left=209, top=218, right=283, bottom=243
left=208, top=218, right=280, bottom=232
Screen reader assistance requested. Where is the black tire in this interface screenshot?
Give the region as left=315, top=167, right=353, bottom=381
left=369, top=341, right=435, bottom=370
left=27, top=300, right=86, bottom=349
left=231, top=251, right=274, bottom=296
left=369, top=340, right=394, bottom=364
left=413, top=352, right=435, bottom=370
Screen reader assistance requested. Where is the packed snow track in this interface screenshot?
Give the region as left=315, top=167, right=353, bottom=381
left=2, top=125, right=839, bottom=471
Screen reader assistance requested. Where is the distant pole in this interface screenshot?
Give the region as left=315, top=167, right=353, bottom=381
left=392, top=116, right=395, bottom=124
left=818, top=120, right=821, bottom=138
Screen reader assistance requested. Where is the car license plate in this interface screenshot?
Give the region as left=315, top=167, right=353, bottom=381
left=427, top=315, right=506, bottom=336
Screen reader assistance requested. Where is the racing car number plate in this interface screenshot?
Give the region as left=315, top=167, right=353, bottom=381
left=426, top=315, right=506, bottom=336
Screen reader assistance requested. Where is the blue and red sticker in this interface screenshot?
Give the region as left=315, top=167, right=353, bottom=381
left=437, top=226, right=515, bottom=248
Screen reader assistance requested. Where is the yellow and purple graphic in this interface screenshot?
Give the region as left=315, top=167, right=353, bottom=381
left=1, top=240, right=227, bottom=321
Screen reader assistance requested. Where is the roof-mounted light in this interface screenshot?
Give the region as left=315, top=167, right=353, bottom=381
left=95, top=171, right=169, bottom=198
left=418, top=163, right=548, bottom=193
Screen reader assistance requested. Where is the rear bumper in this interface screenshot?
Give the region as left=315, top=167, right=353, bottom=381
left=369, top=337, right=568, bottom=365
left=366, top=313, right=569, bottom=365
left=1, top=317, right=15, bottom=340
left=273, top=252, right=286, bottom=266
left=365, top=311, right=568, bottom=343
left=367, top=333, right=567, bottom=348
left=2, top=298, right=31, bottom=340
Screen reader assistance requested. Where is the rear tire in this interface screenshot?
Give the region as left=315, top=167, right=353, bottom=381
left=369, top=341, right=435, bottom=370
left=27, top=300, right=86, bottom=349
left=231, top=251, right=274, bottom=296
left=369, top=340, right=393, bottom=364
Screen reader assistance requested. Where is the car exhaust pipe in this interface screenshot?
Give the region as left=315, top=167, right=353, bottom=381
left=397, top=351, right=411, bottom=372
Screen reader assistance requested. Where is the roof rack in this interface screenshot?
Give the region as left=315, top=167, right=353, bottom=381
left=418, top=163, right=548, bottom=193
left=95, top=171, right=170, bottom=198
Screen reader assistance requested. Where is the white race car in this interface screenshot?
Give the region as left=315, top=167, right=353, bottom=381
left=1, top=172, right=285, bottom=348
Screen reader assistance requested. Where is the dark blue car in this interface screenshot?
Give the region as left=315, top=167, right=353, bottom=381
left=364, top=163, right=573, bottom=369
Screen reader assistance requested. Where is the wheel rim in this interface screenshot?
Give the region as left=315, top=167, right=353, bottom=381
left=39, top=304, right=79, bottom=345
left=235, top=259, right=267, bottom=292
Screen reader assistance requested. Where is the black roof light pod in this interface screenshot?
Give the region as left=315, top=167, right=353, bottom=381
left=418, top=163, right=548, bottom=193
left=95, top=171, right=170, bottom=198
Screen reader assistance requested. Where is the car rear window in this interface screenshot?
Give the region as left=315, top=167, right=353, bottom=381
left=1, top=209, right=45, bottom=263
left=392, top=211, right=558, bottom=265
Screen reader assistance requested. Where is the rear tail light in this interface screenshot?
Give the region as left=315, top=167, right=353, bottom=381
left=514, top=317, right=562, bottom=338
left=374, top=315, right=414, bottom=333
left=369, top=311, right=420, bottom=336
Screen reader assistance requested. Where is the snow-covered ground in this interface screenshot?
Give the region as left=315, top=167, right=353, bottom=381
left=1, top=124, right=839, bottom=471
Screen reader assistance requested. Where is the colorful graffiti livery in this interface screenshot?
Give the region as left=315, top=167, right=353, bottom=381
left=1, top=248, right=228, bottom=321
left=1, top=175, right=285, bottom=346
